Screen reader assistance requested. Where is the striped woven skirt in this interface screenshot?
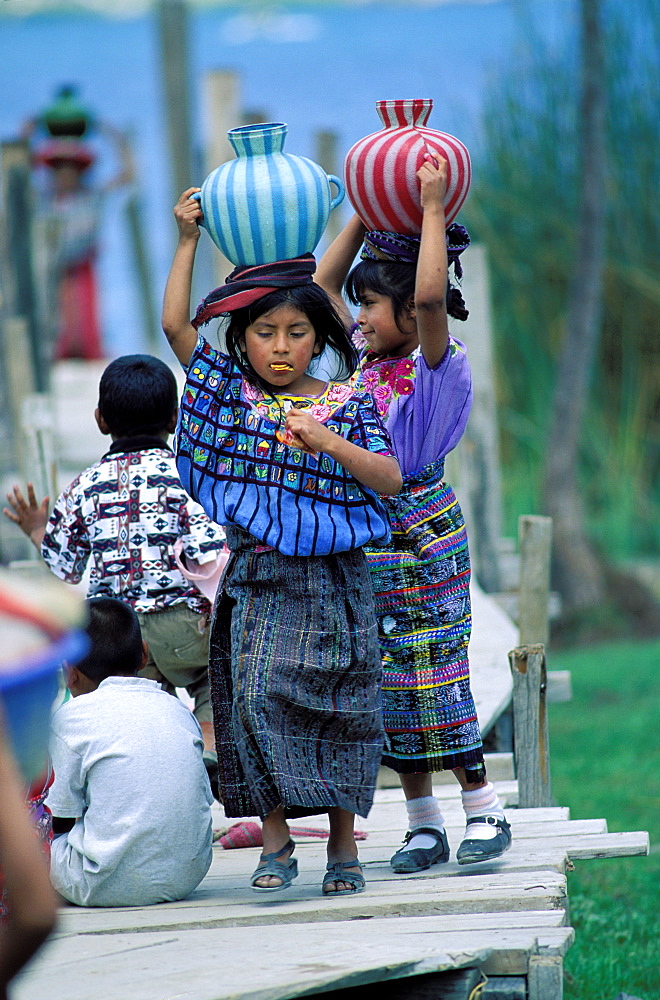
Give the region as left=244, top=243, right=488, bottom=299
left=209, top=526, right=385, bottom=819
left=367, top=460, right=484, bottom=773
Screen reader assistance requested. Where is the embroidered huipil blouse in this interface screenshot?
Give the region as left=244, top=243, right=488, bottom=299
left=176, top=335, right=394, bottom=556
left=353, top=335, right=473, bottom=477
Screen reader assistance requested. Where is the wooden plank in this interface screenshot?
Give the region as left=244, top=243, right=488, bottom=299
left=469, top=581, right=516, bottom=734
left=547, top=670, right=572, bottom=703
left=564, top=830, right=649, bottom=860
left=360, top=815, right=604, bottom=841
left=46, top=869, right=567, bottom=941
left=12, top=926, right=493, bottom=1000
left=536, top=928, right=576, bottom=956
left=377, top=779, right=520, bottom=804
left=15, top=919, right=575, bottom=1000
left=205, top=845, right=572, bottom=882
left=54, top=906, right=568, bottom=941
left=380, top=753, right=515, bottom=788
left=509, top=645, right=552, bottom=807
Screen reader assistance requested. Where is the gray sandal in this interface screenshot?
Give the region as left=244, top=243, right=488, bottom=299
left=322, top=859, right=366, bottom=895
left=250, top=839, right=298, bottom=892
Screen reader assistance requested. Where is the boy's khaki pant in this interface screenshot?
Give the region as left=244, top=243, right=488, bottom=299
left=136, top=603, right=212, bottom=724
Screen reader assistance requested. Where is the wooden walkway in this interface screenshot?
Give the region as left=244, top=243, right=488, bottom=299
left=10, top=580, right=649, bottom=1000
left=12, top=775, right=649, bottom=1000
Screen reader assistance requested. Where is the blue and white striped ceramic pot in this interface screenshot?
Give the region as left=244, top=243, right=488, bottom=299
left=196, top=122, right=344, bottom=266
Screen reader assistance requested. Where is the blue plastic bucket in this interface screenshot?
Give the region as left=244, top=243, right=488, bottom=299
left=0, top=629, right=88, bottom=782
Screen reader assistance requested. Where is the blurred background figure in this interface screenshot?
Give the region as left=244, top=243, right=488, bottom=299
left=24, top=85, right=134, bottom=361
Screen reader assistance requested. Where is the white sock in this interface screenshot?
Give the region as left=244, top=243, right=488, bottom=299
left=402, top=796, right=445, bottom=851
left=461, top=783, right=505, bottom=840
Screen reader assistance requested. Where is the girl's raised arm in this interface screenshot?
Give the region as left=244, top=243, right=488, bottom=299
left=162, top=188, right=203, bottom=368
left=414, top=158, right=450, bottom=369
left=315, top=214, right=367, bottom=330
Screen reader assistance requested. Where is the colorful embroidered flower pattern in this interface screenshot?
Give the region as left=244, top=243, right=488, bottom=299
left=243, top=380, right=355, bottom=427
left=354, top=352, right=418, bottom=418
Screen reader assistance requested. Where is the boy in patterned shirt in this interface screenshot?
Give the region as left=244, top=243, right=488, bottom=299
left=3, top=355, right=226, bottom=792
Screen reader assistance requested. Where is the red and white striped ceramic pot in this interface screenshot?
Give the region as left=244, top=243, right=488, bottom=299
left=344, top=99, right=471, bottom=233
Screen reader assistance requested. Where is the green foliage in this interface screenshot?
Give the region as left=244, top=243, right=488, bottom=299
left=464, top=2, right=660, bottom=560
left=549, top=638, right=660, bottom=998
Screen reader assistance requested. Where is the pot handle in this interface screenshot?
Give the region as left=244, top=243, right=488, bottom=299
left=190, top=191, right=207, bottom=228
left=327, top=174, right=345, bottom=211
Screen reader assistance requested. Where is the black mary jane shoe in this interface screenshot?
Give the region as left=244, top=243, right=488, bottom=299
left=456, top=815, right=512, bottom=865
left=390, top=826, right=450, bottom=873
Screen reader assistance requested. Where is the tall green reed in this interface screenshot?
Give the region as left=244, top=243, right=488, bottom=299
left=464, top=0, right=659, bottom=560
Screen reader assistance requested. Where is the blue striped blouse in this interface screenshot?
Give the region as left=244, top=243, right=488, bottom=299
left=176, top=335, right=394, bottom=556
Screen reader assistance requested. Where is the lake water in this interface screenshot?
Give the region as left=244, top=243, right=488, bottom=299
left=0, top=1, right=576, bottom=356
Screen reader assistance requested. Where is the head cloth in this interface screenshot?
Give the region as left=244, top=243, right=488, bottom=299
left=360, top=223, right=471, bottom=279
left=192, top=253, right=317, bottom=330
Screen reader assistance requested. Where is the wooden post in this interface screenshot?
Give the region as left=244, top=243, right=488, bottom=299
left=202, top=69, right=241, bottom=291
left=444, top=244, right=503, bottom=593
left=315, top=129, right=342, bottom=247
left=21, top=392, right=58, bottom=504
left=518, top=515, right=552, bottom=646
left=0, top=315, right=37, bottom=561
left=1, top=320, right=57, bottom=506
left=156, top=0, right=195, bottom=207
left=203, top=69, right=240, bottom=175
left=508, top=644, right=552, bottom=807
left=527, top=954, right=563, bottom=1000
left=125, top=192, right=160, bottom=350
left=1, top=140, right=47, bottom=392
left=1, top=316, right=36, bottom=477
left=242, top=108, right=268, bottom=126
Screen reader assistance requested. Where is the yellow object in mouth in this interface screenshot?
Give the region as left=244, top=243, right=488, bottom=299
left=270, top=363, right=293, bottom=371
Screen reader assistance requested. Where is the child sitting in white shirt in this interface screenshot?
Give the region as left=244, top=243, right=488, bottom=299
left=48, top=597, right=213, bottom=907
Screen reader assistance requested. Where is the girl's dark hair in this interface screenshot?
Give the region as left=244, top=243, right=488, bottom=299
left=75, top=598, right=143, bottom=682
left=98, top=355, right=178, bottom=437
left=346, top=260, right=469, bottom=325
left=221, top=284, right=359, bottom=394
left=346, top=260, right=416, bottom=331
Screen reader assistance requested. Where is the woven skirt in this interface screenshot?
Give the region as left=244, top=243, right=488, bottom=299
left=367, top=460, right=483, bottom=773
left=209, top=526, right=384, bottom=819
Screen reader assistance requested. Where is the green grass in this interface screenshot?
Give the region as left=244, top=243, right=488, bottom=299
left=548, top=639, right=660, bottom=999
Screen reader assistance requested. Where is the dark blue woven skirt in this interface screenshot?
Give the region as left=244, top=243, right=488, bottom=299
left=209, top=526, right=384, bottom=819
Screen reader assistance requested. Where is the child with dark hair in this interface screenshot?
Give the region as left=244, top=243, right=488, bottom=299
left=317, top=156, right=511, bottom=870
left=161, top=189, right=402, bottom=896
left=3, top=355, right=227, bottom=787
left=47, top=597, right=213, bottom=907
